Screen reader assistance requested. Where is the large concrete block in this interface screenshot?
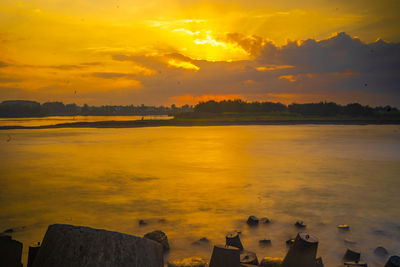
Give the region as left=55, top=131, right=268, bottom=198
left=32, top=224, right=163, bottom=267
left=0, top=235, right=22, bottom=267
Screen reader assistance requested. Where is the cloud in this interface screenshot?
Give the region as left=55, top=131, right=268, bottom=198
left=92, top=72, right=137, bottom=79
left=0, top=61, right=9, bottom=68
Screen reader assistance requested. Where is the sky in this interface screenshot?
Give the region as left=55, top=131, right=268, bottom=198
left=0, top=0, right=399, bottom=106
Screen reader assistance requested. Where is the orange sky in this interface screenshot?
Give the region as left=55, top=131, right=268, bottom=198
left=0, top=0, right=399, bottom=106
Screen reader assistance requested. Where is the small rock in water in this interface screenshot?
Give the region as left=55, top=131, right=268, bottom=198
left=168, top=257, right=208, bottom=267
left=374, top=246, right=388, bottom=257
left=259, top=257, right=283, bottom=267
left=138, top=220, right=147, bottom=226
left=144, top=230, right=170, bottom=252
left=240, top=250, right=258, bottom=265
left=344, top=261, right=368, bottom=266
left=259, top=239, right=271, bottom=246
left=338, top=224, right=350, bottom=230
left=3, top=228, right=14, bottom=233
left=343, top=248, right=361, bottom=261
left=191, top=237, right=210, bottom=246
left=260, top=217, right=271, bottom=224
left=158, top=219, right=167, bottom=223
left=344, top=238, right=357, bottom=244
left=294, top=221, right=306, bottom=228
left=385, top=255, right=400, bottom=267
left=247, top=216, right=259, bottom=226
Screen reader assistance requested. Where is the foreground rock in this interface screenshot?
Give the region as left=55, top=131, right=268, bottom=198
left=282, top=233, right=318, bottom=267
left=32, top=224, right=163, bottom=267
left=168, top=257, right=208, bottom=267
left=0, top=235, right=22, bottom=267
left=260, top=257, right=283, bottom=267
left=144, top=230, right=170, bottom=252
left=209, top=245, right=241, bottom=267
left=385, top=255, right=400, bottom=267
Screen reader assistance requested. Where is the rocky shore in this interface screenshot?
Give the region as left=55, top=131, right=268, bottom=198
left=1, top=217, right=399, bottom=267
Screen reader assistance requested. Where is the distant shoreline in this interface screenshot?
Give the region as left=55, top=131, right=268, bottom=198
left=1, top=119, right=400, bottom=130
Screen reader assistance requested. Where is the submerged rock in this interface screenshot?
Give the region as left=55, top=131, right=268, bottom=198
left=138, top=219, right=147, bottom=226
left=191, top=237, right=210, bottom=246
left=343, top=248, right=361, bottom=261
left=226, top=231, right=243, bottom=250
left=344, top=238, right=357, bottom=244
left=168, top=257, right=208, bottom=267
left=0, top=235, right=23, bottom=267
left=260, top=257, right=283, bottom=267
left=32, top=224, right=163, bottom=267
left=259, top=239, right=272, bottom=246
left=374, top=246, right=388, bottom=257
left=247, top=216, right=259, bottom=226
left=294, top=221, right=306, bottom=228
left=240, top=250, right=258, bottom=265
left=144, top=230, right=170, bottom=252
left=260, top=217, right=271, bottom=224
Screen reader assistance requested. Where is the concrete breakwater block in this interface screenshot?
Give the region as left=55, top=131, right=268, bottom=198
left=27, top=244, right=41, bottom=267
left=259, top=257, right=283, bottom=267
left=144, top=230, right=170, bottom=252
left=209, top=245, right=241, bottom=267
left=344, top=261, right=368, bottom=266
left=343, top=248, right=361, bottom=261
left=385, top=256, right=400, bottom=267
left=226, top=231, right=243, bottom=250
left=240, top=250, right=258, bottom=265
left=282, top=233, right=318, bottom=267
left=0, top=235, right=23, bottom=267
left=167, top=256, right=208, bottom=267
left=32, top=224, right=164, bottom=267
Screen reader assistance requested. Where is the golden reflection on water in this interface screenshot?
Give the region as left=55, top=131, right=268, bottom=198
left=1, top=125, right=400, bottom=266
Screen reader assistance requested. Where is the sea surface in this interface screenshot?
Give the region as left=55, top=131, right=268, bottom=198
left=0, top=115, right=172, bottom=127
left=0, top=124, right=399, bottom=266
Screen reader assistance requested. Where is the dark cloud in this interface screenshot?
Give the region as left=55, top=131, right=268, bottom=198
left=0, top=61, right=9, bottom=68
left=92, top=72, right=136, bottom=79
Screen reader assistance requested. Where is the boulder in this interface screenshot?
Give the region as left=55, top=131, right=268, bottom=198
left=385, top=255, right=400, bottom=267
left=374, top=246, right=388, bottom=257
left=247, top=216, right=259, bottom=226
left=144, top=230, right=169, bottom=252
left=240, top=250, right=258, bottom=265
left=282, top=233, right=318, bottom=267
left=168, top=257, right=208, bottom=267
left=343, top=248, right=361, bottom=261
left=32, top=224, right=163, bottom=267
left=0, top=235, right=22, bottom=267
left=226, top=231, right=243, bottom=250
left=209, top=245, right=241, bottom=267
left=260, top=257, right=283, bottom=267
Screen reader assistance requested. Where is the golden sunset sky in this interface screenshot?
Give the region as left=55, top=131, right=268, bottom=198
left=0, top=0, right=399, bottom=106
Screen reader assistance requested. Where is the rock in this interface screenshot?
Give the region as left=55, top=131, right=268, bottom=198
left=240, top=250, right=258, bottom=265
left=226, top=231, right=243, bottom=250
left=344, top=238, right=357, bottom=244
left=282, top=233, right=318, bottom=267
left=343, top=248, right=361, bottom=261
left=316, top=257, right=324, bottom=267
left=374, top=246, right=388, bottom=257
left=27, top=245, right=41, bottom=267
left=0, top=235, right=23, bottom=267
left=144, top=230, right=170, bottom=252
left=385, top=255, right=400, bottom=267
left=338, top=224, right=350, bottom=230
left=344, top=261, right=368, bottom=266
left=139, top=219, right=147, bottom=226
left=260, top=217, right=271, bottom=224
left=32, top=224, right=163, bottom=267
left=209, top=245, right=241, bottom=267
left=294, top=221, right=306, bottom=228
left=260, top=257, right=283, bottom=267
left=168, top=257, right=208, bottom=267
left=191, top=237, right=210, bottom=246
left=259, top=239, right=272, bottom=246
left=247, top=216, right=259, bottom=226
left=3, top=228, right=14, bottom=233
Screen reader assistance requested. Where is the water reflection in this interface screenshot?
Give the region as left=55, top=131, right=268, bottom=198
left=0, top=125, right=399, bottom=266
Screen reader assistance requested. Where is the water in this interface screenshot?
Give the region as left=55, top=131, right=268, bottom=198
left=0, top=125, right=399, bottom=267
left=0, top=115, right=173, bottom=127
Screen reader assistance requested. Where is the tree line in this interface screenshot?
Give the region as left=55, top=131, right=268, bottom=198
left=194, top=99, right=399, bottom=117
